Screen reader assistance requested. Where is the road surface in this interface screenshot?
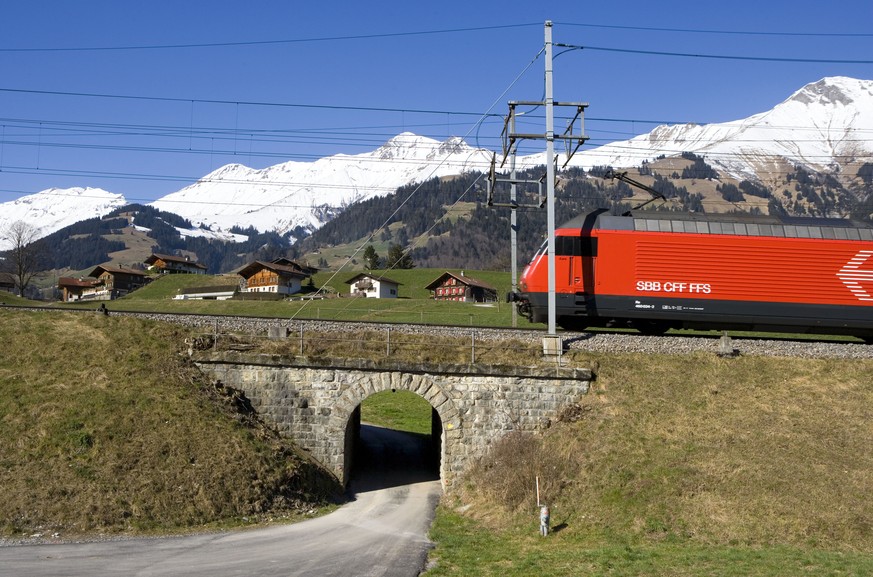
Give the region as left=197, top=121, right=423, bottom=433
left=0, top=425, right=442, bottom=577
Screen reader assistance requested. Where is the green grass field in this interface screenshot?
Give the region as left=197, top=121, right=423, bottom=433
left=361, top=390, right=433, bottom=435
left=56, top=269, right=525, bottom=328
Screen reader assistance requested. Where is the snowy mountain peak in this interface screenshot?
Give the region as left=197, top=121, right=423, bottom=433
left=545, top=76, right=873, bottom=180
left=787, top=76, right=870, bottom=108
left=375, top=132, right=441, bottom=160
left=0, top=187, right=127, bottom=250
left=149, top=132, right=493, bottom=236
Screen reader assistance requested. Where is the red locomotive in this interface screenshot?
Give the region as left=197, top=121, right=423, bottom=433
left=509, top=208, right=873, bottom=341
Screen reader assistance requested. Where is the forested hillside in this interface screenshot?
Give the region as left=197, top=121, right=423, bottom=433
left=300, top=158, right=873, bottom=271
left=9, top=157, right=873, bottom=277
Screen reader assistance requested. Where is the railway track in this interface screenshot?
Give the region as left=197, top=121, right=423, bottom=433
left=4, top=304, right=872, bottom=359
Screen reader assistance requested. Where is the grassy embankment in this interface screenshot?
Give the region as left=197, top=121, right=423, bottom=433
left=6, top=278, right=873, bottom=574
left=426, top=351, right=873, bottom=576
left=0, top=309, right=341, bottom=538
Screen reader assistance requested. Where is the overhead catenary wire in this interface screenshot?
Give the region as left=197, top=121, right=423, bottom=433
left=288, top=47, right=547, bottom=320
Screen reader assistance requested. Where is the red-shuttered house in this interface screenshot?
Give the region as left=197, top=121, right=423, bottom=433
left=425, top=271, right=498, bottom=303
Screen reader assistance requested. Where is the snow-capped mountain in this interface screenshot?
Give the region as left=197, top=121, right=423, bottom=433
left=534, top=76, right=873, bottom=180
left=149, top=133, right=494, bottom=237
left=0, top=187, right=126, bottom=251
left=2, top=76, right=871, bottom=252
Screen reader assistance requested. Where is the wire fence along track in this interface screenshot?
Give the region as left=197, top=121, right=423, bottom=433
left=195, top=325, right=546, bottom=367
left=4, top=305, right=873, bottom=360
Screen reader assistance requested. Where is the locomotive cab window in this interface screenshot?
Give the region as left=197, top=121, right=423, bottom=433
left=556, top=236, right=598, bottom=257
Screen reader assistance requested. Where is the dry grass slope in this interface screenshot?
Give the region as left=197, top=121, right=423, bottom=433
left=459, top=351, right=873, bottom=552
left=0, top=309, right=340, bottom=538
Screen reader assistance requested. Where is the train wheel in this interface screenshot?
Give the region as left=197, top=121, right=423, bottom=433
left=632, top=320, right=671, bottom=335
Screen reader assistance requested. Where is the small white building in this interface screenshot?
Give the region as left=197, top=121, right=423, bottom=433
left=173, top=285, right=237, bottom=300
left=345, top=273, right=401, bottom=299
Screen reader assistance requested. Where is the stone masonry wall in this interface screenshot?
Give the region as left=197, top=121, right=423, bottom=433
left=192, top=352, right=591, bottom=490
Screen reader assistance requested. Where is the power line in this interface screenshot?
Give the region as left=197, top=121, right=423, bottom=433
left=556, top=20, right=873, bottom=38
left=0, top=87, right=496, bottom=119
left=556, top=43, right=873, bottom=65
left=0, top=23, right=541, bottom=53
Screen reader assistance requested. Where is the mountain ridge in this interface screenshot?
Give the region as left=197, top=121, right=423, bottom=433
left=2, top=76, right=872, bottom=252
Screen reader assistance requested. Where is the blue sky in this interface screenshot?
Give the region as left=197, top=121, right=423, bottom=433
left=1, top=0, right=871, bottom=205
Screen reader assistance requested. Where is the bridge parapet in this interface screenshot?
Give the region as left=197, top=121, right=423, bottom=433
left=192, top=352, right=591, bottom=489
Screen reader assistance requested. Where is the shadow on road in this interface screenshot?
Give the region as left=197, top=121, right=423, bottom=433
left=347, top=424, right=440, bottom=496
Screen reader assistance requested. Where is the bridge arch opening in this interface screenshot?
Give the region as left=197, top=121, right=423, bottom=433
left=344, top=390, right=442, bottom=492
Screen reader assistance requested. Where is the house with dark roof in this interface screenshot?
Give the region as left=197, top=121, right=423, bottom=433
left=0, top=272, right=15, bottom=294
left=57, top=276, right=101, bottom=302
left=270, top=257, right=318, bottom=276
left=86, top=265, right=149, bottom=300
left=425, top=271, right=498, bottom=303
left=237, top=261, right=310, bottom=296
left=144, top=253, right=208, bottom=275
left=345, top=273, right=401, bottom=298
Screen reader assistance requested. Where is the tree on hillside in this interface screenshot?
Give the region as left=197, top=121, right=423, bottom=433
left=363, top=244, right=381, bottom=270
left=1, top=220, right=45, bottom=297
left=385, top=243, right=414, bottom=269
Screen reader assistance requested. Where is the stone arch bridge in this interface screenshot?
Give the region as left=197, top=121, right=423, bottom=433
left=192, top=352, right=591, bottom=490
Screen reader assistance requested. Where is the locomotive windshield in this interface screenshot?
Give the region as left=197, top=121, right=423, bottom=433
left=529, top=240, right=548, bottom=263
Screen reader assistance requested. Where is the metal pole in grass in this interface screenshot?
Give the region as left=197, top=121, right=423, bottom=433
left=536, top=476, right=550, bottom=536
left=471, top=331, right=476, bottom=364
left=299, top=324, right=304, bottom=355
left=386, top=327, right=391, bottom=357
left=536, top=475, right=540, bottom=507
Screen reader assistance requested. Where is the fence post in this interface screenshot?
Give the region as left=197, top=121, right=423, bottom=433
left=299, top=324, right=304, bottom=355
left=386, top=327, right=391, bottom=357
left=471, top=330, right=475, bottom=364
left=213, top=321, right=218, bottom=350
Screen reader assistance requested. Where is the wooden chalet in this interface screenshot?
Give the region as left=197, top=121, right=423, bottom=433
left=144, top=253, right=207, bottom=275
left=57, top=276, right=101, bottom=302
left=86, top=265, right=149, bottom=300
left=425, top=271, right=498, bottom=303
left=237, top=261, right=310, bottom=296
left=345, top=273, right=401, bottom=299
left=0, top=272, right=15, bottom=293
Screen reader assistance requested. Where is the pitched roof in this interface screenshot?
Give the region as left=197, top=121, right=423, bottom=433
left=344, top=272, right=402, bottom=286
left=270, top=257, right=318, bottom=275
left=0, top=272, right=15, bottom=286
left=88, top=265, right=147, bottom=278
left=237, top=261, right=310, bottom=279
left=58, top=277, right=99, bottom=288
left=145, top=253, right=207, bottom=269
left=424, top=271, right=496, bottom=291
